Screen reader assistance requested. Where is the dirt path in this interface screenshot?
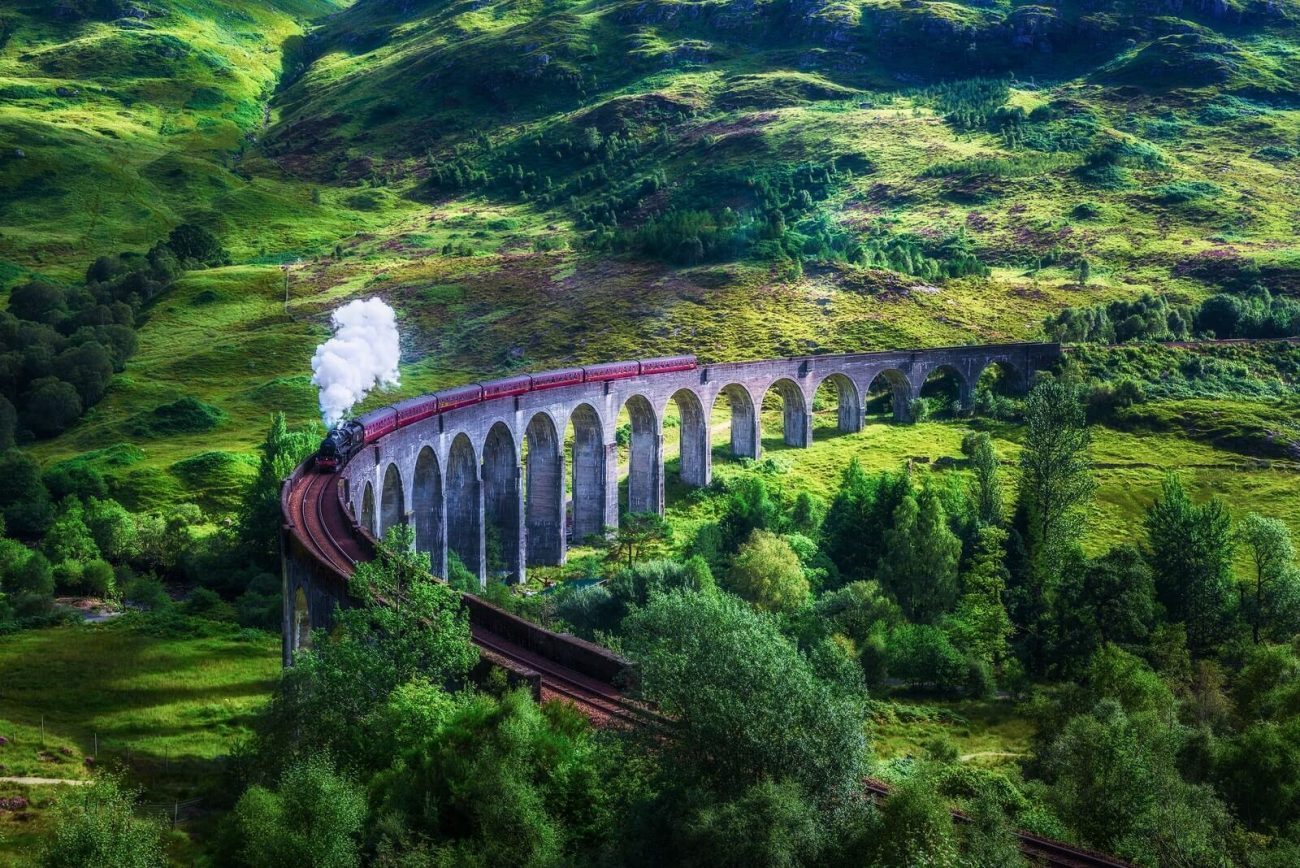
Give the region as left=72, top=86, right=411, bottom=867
left=0, top=776, right=91, bottom=786
left=959, top=751, right=1024, bottom=762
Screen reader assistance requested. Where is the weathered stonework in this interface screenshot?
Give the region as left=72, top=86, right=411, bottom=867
left=333, top=343, right=1060, bottom=588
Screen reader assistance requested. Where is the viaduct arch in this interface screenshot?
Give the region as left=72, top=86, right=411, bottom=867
left=325, top=343, right=1058, bottom=590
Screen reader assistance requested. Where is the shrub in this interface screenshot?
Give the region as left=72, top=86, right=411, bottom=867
left=124, top=575, right=170, bottom=611
left=139, top=396, right=225, bottom=435
left=40, top=774, right=165, bottom=868
left=885, top=623, right=970, bottom=690
left=1153, top=181, right=1220, bottom=203
left=83, top=559, right=117, bottom=599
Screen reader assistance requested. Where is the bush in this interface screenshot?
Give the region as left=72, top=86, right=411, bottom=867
left=1153, top=181, right=1220, bottom=203
left=885, top=623, right=970, bottom=690
left=83, top=559, right=117, bottom=599
left=138, top=396, right=225, bottom=436
left=124, top=576, right=170, bottom=611
left=185, top=587, right=237, bottom=622
left=41, top=775, right=165, bottom=867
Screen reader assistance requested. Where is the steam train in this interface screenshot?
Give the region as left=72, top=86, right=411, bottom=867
left=315, top=355, right=698, bottom=471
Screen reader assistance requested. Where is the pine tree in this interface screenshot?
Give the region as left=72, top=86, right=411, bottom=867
left=949, top=525, right=1014, bottom=678
left=879, top=483, right=961, bottom=623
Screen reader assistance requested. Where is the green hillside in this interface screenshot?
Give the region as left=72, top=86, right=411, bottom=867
left=5, top=4, right=1300, bottom=865
left=0, top=0, right=1296, bottom=513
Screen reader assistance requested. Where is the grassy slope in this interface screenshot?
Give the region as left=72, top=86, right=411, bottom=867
left=0, top=0, right=356, bottom=283
left=5, top=0, right=1298, bottom=501
left=0, top=616, right=280, bottom=865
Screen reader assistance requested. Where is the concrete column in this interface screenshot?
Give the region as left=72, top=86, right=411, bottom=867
left=475, top=483, right=487, bottom=586
left=434, top=485, right=448, bottom=579
left=446, top=437, right=483, bottom=583
left=510, top=461, right=526, bottom=583
left=482, top=426, right=523, bottom=583
left=526, top=437, right=565, bottom=567
left=602, top=440, right=620, bottom=531
left=841, top=401, right=865, bottom=433
left=783, top=401, right=813, bottom=448
left=892, top=387, right=911, bottom=422
left=725, top=387, right=760, bottom=460
left=627, top=425, right=663, bottom=515
left=676, top=391, right=711, bottom=488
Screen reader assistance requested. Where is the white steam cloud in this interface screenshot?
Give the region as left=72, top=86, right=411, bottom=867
left=311, top=297, right=401, bottom=427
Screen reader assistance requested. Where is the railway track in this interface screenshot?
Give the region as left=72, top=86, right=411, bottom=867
left=286, top=466, right=647, bottom=723
left=470, top=626, right=653, bottom=727
left=288, top=468, right=1127, bottom=865
left=863, top=779, right=1131, bottom=867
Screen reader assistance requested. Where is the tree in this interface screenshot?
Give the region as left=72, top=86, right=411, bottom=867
left=1043, top=700, right=1160, bottom=853
left=227, top=756, right=366, bottom=868
left=12, top=550, right=55, bottom=598
left=878, top=483, right=961, bottom=624
left=620, top=590, right=867, bottom=803
left=610, top=512, right=670, bottom=568
left=1144, top=476, right=1236, bottom=654
left=0, top=395, right=16, bottom=451
left=727, top=529, right=810, bottom=615
left=886, top=623, right=970, bottom=690
left=1051, top=546, right=1155, bottom=675
left=370, top=689, right=617, bottom=865
left=254, top=525, right=478, bottom=775
left=166, top=223, right=227, bottom=267
left=675, top=777, right=826, bottom=868
left=1214, top=719, right=1300, bottom=835
left=1236, top=513, right=1300, bottom=644
left=238, top=413, right=319, bottom=565
left=1017, top=378, right=1094, bottom=588
left=44, top=498, right=100, bottom=565
left=1014, top=378, right=1094, bottom=672
left=40, top=775, right=165, bottom=868
left=948, top=525, right=1014, bottom=680
left=21, top=377, right=82, bottom=437
left=822, top=462, right=910, bottom=583
left=54, top=341, right=113, bottom=407
left=962, top=431, right=1004, bottom=526
left=871, top=772, right=959, bottom=867
left=718, top=475, right=782, bottom=553
left=8, top=280, right=68, bottom=325
left=815, top=580, right=901, bottom=644
left=0, top=450, right=54, bottom=536
left=84, top=497, right=140, bottom=563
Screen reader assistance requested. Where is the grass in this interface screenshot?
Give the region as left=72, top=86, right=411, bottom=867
left=654, top=404, right=1300, bottom=558
left=5, top=0, right=1296, bottom=525
left=0, top=615, right=279, bottom=865
left=871, top=697, right=1037, bottom=771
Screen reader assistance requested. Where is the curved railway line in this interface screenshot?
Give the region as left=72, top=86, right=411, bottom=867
left=285, top=465, right=1131, bottom=866
left=283, top=465, right=652, bottom=725
left=279, top=335, right=1182, bottom=868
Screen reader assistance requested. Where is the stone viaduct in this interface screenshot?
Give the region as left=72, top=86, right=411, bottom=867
left=329, top=343, right=1061, bottom=588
